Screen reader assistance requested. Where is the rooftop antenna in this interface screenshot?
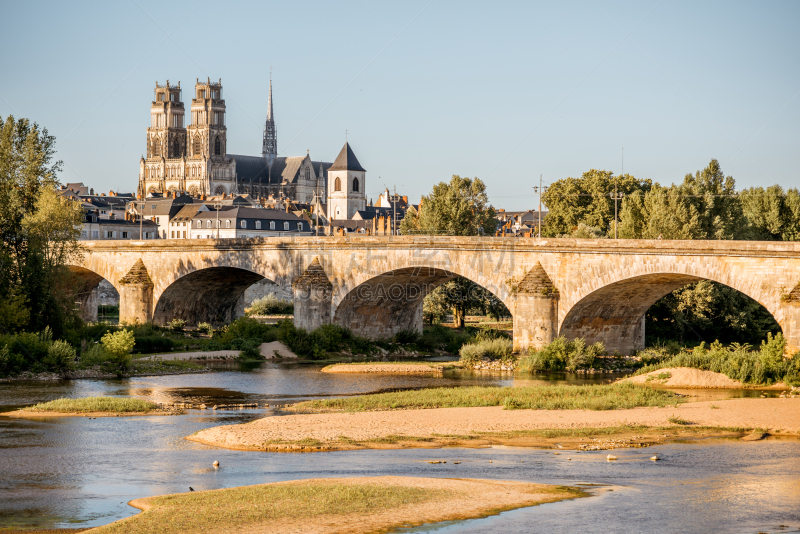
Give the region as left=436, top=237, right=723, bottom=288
left=345, top=129, right=348, bottom=142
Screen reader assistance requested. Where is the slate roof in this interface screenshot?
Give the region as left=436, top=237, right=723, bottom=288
left=192, top=207, right=306, bottom=222
left=328, top=142, right=365, bottom=172
left=230, top=155, right=332, bottom=185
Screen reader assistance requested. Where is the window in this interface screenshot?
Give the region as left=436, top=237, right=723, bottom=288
left=269, top=221, right=275, bottom=230
left=183, top=231, right=186, bottom=238
left=352, top=177, right=359, bottom=192
left=226, top=219, right=231, bottom=228
left=157, top=93, right=164, bottom=102
left=283, top=222, right=289, bottom=230
left=334, top=177, right=341, bottom=191
left=171, top=231, right=175, bottom=238
left=107, top=231, right=113, bottom=238
left=241, top=220, right=247, bottom=229
left=255, top=221, right=261, bottom=229
left=170, top=138, right=180, bottom=158
left=207, top=220, right=212, bottom=228
left=122, top=231, right=129, bottom=239
left=92, top=230, right=98, bottom=238
left=297, top=222, right=303, bottom=231
left=304, top=167, right=310, bottom=181
left=196, top=221, right=201, bottom=228
left=193, top=136, right=202, bottom=155
left=214, top=136, right=221, bottom=155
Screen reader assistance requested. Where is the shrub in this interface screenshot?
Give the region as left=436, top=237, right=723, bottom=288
left=459, top=338, right=514, bottom=366
left=134, top=335, right=175, bottom=354
left=101, top=329, right=135, bottom=373
left=393, top=329, right=422, bottom=345
left=80, top=344, right=111, bottom=367
left=44, top=340, right=76, bottom=376
left=518, top=336, right=606, bottom=373
left=218, top=317, right=277, bottom=344
left=231, top=337, right=262, bottom=359
left=246, top=294, right=294, bottom=316
left=197, top=322, right=214, bottom=335
left=168, top=318, right=186, bottom=332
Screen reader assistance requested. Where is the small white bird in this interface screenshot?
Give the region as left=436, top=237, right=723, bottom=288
left=213, top=461, right=219, bottom=468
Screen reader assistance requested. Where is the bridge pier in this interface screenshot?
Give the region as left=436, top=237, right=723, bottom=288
left=779, top=301, right=800, bottom=356
left=512, top=262, right=559, bottom=353
left=75, top=288, right=98, bottom=323
left=118, top=260, right=154, bottom=325
left=292, top=257, right=333, bottom=332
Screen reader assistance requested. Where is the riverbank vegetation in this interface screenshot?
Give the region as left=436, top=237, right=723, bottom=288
left=634, top=333, right=800, bottom=386
left=294, top=382, right=680, bottom=412
left=27, top=396, right=158, bottom=413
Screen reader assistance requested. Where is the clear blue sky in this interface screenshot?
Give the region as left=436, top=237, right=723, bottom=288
left=1, top=0, right=798, bottom=210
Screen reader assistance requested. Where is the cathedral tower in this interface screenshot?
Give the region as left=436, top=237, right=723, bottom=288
left=139, top=81, right=186, bottom=197
left=262, top=75, right=277, bottom=167
left=186, top=78, right=235, bottom=196
left=327, top=142, right=366, bottom=220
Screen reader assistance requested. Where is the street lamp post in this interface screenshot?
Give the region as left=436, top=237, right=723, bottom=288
left=214, top=202, right=222, bottom=239
left=610, top=175, right=624, bottom=239
left=532, top=174, right=548, bottom=238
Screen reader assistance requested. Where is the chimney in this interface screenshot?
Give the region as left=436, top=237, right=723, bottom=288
left=90, top=188, right=94, bottom=195
left=172, top=191, right=177, bottom=199
left=285, top=203, right=290, bottom=213
left=402, top=196, right=408, bottom=203
left=109, top=190, right=116, bottom=196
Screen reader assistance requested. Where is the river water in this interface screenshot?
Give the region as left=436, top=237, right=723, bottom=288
left=0, top=363, right=796, bottom=533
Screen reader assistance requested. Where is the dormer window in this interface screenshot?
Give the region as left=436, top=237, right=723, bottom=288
left=283, top=222, right=289, bottom=230
left=207, top=220, right=212, bottom=228
left=297, top=222, right=303, bottom=231
left=255, top=221, right=261, bottom=229
left=226, top=219, right=231, bottom=228
left=240, top=220, right=247, bottom=229
left=269, top=221, right=275, bottom=230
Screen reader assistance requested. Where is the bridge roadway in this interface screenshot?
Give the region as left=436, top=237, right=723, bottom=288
left=70, top=236, right=800, bottom=354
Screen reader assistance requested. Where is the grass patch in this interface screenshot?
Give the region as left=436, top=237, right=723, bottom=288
left=27, top=396, right=158, bottom=413
left=667, top=414, right=693, bottom=425
left=646, top=372, right=672, bottom=382
left=90, top=480, right=452, bottom=534
left=294, top=382, right=681, bottom=412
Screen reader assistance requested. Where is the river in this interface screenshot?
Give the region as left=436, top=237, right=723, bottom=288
left=0, top=362, right=796, bottom=533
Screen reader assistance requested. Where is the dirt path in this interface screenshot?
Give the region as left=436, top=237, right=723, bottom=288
left=85, top=477, right=582, bottom=534
left=187, top=398, right=800, bottom=452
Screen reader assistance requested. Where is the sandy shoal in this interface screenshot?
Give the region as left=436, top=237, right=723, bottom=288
left=322, top=363, right=443, bottom=374
left=1, top=409, right=180, bottom=419
left=187, top=398, right=800, bottom=451
left=624, top=367, right=788, bottom=389
left=86, top=477, right=579, bottom=534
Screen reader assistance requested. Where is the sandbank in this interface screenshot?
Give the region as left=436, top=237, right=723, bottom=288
left=85, top=477, right=582, bottom=534
left=322, top=363, right=447, bottom=374
left=136, top=341, right=298, bottom=361
left=187, top=397, right=800, bottom=452
left=624, top=367, right=789, bottom=389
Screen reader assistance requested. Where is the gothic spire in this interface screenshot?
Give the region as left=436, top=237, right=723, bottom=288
left=262, top=73, right=277, bottom=166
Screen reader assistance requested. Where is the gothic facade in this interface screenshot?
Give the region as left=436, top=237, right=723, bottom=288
left=137, top=78, right=339, bottom=204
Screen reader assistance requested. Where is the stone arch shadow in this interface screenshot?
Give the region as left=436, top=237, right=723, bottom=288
left=153, top=266, right=281, bottom=325
left=559, top=272, right=781, bottom=354
left=332, top=266, right=510, bottom=340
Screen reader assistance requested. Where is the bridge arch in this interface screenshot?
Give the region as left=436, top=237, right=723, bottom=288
left=558, top=261, right=783, bottom=354
left=332, top=266, right=511, bottom=339
left=68, top=265, right=120, bottom=323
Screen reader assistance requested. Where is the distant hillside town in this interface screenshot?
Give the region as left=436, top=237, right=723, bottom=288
left=60, top=77, right=546, bottom=240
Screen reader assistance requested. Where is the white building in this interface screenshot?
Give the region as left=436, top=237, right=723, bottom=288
left=326, top=142, right=366, bottom=220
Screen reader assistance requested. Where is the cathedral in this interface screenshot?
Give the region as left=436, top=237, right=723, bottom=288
left=136, top=77, right=366, bottom=213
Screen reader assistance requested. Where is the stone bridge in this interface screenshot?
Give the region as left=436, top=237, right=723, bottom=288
left=70, top=237, right=800, bottom=355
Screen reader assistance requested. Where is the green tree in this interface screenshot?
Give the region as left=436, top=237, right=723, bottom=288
left=541, top=170, right=651, bottom=237
left=0, top=115, right=82, bottom=337
left=404, top=175, right=507, bottom=327
left=400, top=175, right=497, bottom=236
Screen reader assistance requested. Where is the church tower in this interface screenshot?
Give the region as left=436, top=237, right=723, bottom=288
left=186, top=78, right=235, bottom=196
left=327, top=142, right=366, bottom=220
left=139, top=81, right=186, bottom=197
left=262, top=75, right=277, bottom=167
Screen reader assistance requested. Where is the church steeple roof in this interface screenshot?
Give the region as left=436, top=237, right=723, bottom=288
left=267, top=75, right=274, bottom=121
left=329, top=142, right=366, bottom=172
left=262, top=74, right=277, bottom=164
